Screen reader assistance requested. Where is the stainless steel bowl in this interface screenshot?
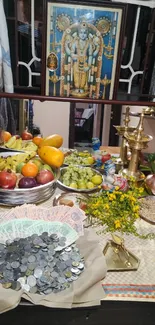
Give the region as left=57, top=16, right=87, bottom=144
left=0, top=151, right=60, bottom=206
left=57, top=166, right=103, bottom=193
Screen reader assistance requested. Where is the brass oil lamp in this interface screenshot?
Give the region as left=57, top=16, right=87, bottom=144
left=120, top=112, right=153, bottom=181
left=114, top=107, right=136, bottom=166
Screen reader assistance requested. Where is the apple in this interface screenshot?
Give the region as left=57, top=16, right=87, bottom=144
left=21, top=130, right=33, bottom=140
left=15, top=135, right=20, bottom=139
left=0, top=171, right=17, bottom=189
left=101, top=153, right=111, bottom=163
left=36, top=170, right=54, bottom=185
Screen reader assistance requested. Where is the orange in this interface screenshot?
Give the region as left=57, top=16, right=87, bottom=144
left=39, top=134, right=63, bottom=148
left=21, top=162, right=39, bottom=177
left=38, top=146, right=64, bottom=168
left=1, top=131, right=12, bottom=142
left=32, top=136, right=44, bottom=146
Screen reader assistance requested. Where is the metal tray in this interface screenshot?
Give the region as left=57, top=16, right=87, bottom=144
left=53, top=192, right=89, bottom=207
left=103, top=241, right=140, bottom=271
left=0, top=151, right=60, bottom=206
left=57, top=166, right=103, bottom=193
left=139, top=196, right=155, bottom=225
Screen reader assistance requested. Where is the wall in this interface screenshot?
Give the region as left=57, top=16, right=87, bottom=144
left=33, top=100, right=70, bottom=148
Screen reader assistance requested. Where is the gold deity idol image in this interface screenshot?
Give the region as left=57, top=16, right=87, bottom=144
left=60, top=22, right=103, bottom=98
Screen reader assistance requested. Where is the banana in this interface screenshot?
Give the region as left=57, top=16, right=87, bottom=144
left=0, top=151, right=37, bottom=173
left=0, top=161, right=6, bottom=171
left=15, top=139, right=22, bottom=150
left=23, top=143, right=38, bottom=151
left=5, top=136, right=16, bottom=148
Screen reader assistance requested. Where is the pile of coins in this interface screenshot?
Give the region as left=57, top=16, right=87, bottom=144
left=0, top=232, right=84, bottom=295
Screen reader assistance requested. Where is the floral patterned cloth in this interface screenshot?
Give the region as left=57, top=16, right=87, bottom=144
left=0, top=0, right=13, bottom=93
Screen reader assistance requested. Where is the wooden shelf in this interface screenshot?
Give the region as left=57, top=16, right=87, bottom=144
left=1, top=92, right=155, bottom=107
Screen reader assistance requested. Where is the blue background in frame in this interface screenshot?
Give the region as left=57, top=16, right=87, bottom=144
left=47, top=3, right=122, bottom=99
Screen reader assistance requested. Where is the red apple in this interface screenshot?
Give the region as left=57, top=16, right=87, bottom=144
left=101, top=153, right=111, bottom=163
left=36, top=170, right=54, bottom=185
left=21, top=130, right=33, bottom=140
left=0, top=171, right=17, bottom=189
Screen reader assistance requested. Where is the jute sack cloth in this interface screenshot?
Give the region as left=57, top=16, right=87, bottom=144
left=0, top=229, right=107, bottom=313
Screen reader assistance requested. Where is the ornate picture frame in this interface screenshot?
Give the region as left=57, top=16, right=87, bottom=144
left=44, top=0, right=126, bottom=100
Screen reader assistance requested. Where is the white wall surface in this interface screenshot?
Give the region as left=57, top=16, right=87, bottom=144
left=33, top=100, right=70, bottom=148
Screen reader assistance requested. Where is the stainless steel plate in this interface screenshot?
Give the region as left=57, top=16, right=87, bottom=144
left=139, top=196, right=155, bottom=224
left=0, top=151, right=60, bottom=206
left=53, top=192, right=89, bottom=207
left=57, top=166, right=103, bottom=193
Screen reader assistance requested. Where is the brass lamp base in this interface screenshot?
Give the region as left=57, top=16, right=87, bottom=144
left=119, top=168, right=145, bottom=182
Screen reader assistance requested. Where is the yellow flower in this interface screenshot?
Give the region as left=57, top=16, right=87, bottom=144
left=132, top=205, right=139, bottom=212
left=104, top=204, right=110, bottom=210
left=138, top=187, right=144, bottom=194
left=108, top=194, right=116, bottom=201
left=114, top=220, right=121, bottom=229
left=115, top=186, right=120, bottom=191
left=135, top=213, right=139, bottom=219
left=129, top=197, right=136, bottom=203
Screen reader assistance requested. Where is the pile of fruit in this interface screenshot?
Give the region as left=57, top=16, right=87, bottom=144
left=1, top=130, right=38, bottom=151
left=60, top=166, right=103, bottom=190
left=0, top=153, right=56, bottom=189
left=64, top=151, right=94, bottom=166
left=0, top=133, right=65, bottom=190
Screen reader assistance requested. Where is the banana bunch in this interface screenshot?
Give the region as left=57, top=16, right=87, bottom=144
left=0, top=151, right=37, bottom=172
left=3, top=136, right=37, bottom=152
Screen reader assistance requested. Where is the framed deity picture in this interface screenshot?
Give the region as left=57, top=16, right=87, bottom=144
left=44, top=0, right=126, bottom=100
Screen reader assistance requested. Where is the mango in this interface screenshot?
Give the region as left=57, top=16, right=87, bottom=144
left=39, top=134, right=63, bottom=148
left=38, top=146, right=64, bottom=168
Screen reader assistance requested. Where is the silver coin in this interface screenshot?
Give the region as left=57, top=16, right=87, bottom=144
left=21, top=257, right=27, bottom=265
left=65, top=260, right=72, bottom=267
left=51, top=271, right=58, bottom=278
left=11, top=261, right=20, bottom=269
left=64, top=247, right=71, bottom=252
left=23, top=284, right=30, bottom=292
left=71, top=275, right=78, bottom=281
left=78, top=262, right=84, bottom=270
left=72, top=261, right=79, bottom=267
left=17, top=277, right=26, bottom=287
left=20, top=265, right=27, bottom=273
left=34, top=267, right=43, bottom=279
left=43, top=288, right=52, bottom=295
left=29, top=286, right=38, bottom=294
left=58, top=277, right=66, bottom=284
left=15, top=281, right=21, bottom=291
left=28, top=255, right=36, bottom=263
left=71, top=268, right=80, bottom=274
left=6, top=262, right=12, bottom=270
left=39, top=260, right=47, bottom=268
left=28, top=263, right=37, bottom=271
left=27, top=275, right=37, bottom=287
